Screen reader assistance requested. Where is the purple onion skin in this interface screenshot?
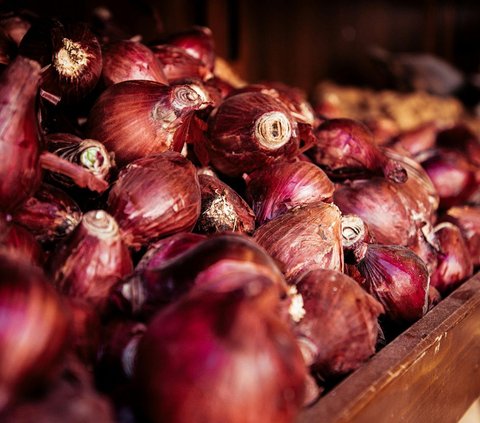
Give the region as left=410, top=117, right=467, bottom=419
left=431, top=223, right=473, bottom=294
left=253, top=203, right=344, bottom=282
left=293, top=269, right=383, bottom=379
left=195, top=173, right=255, bottom=234
left=0, top=219, right=43, bottom=266
left=201, top=92, right=301, bottom=177
left=110, top=234, right=286, bottom=320
left=12, top=183, right=82, bottom=245
left=135, top=288, right=306, bottom=423
left=0, top=254, right=70, bottom=411
left=0, top=56, right=41, bottom=212
left=246, top=161, right=334, bottom=226
left=107, top=152, right=201, bottom=249
left=102, top=40, right=168, bottom=86
left=308, top=118, right=407, bottom=183
left=356, top=244, right=429, bottom=325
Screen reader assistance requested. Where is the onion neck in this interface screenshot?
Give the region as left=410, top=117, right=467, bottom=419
left=254, top=111, right=292, bottom=150
left=341, top=215, right=367, bottom=249
left=79, top=141, right=110, bottom=179
left=82, top=210, right=119, bottom=240
left=53, top=38, right=90, bottom=79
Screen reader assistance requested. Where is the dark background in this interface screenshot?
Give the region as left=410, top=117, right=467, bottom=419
left=3, top=0, right=480, bottom=92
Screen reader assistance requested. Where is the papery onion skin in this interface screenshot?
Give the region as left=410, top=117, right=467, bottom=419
left=356, top=244, right=429, bottom=325
left=107, top=152, right=201, bottom=249
left=102, top=40, right=168, bottom=86
left=12, top=183, right=82, bottom=245
left=246, top=161, right=334, bottom=226
left=308, top=118, right=407, bottom=183
left=202, top=92, right=301, bottom=177
left=430, top=222, right=473, bottom=294
left=0, top=219, right=43, bottom=266
left=135, top=288, right=306, bottom=423
left=0, top=56, right=41, bottom=212
left=254, top=203, right=343, bottom=282
left=292, top=269, right=383, bottom=379
left=441, top=206, right=480, bottom=266
left=50, top=210, right=133, bottom=310
left=110, top=234, right=286, bottom=319
left=0, top=254, right=69, bottom=411
left=195, top=173, right=255, bottom=234
left=87, top=80, right=213, bottom=166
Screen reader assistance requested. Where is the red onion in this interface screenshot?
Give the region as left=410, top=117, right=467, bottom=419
left=151, top=45, right=212, bottom=82
left=135, top=287, right=306, bottom=423
left=352, top=243, right=429, bottom=325
left=417, top=148, right=479, bottom=209
left=0, top=218, right=43, bottom=266
left=389, top=122, right=437, bottom=156
left=308, top=118, right=407, bottom=183
left=0, top=56, right=41, bottom=212
left=51, top=210, right=133, bottom=310
left=205, top=76, right=235, bottom=99
left=0, top=254, right=69, bottom=411
left=110, top=234, right=286, bottom=319
left=107, top=152, right=201, bottom=249
left=441, top=206, right=480, bottom=266
left=195, top=172, right=255, bottom=234
left=430, top=222, right=473, bottom=294
left=12, top=183, right=82, bottom=245
left=87, top=80, right=213, bottom=166
left=245, top=161, right=334, bottom=226
left=199, top=92, right=302, bottom=176
left=102, top=40, right=168, bottom=86
left=254, top=203, right=343, bottom=282
left=436, top=124, right=480, bottom=167
left=292, top=269, right=383, bottom=379
left=161, top=26, right=215, bottom=71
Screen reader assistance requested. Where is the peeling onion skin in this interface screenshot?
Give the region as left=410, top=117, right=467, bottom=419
left=292, top=269, right=383, bottom=380
left=355, top=244, right=429, bottom=325
left=430, top=222, right=473, bottom=295
left=87, top=80, right=214, bottom=167
left=201, top=92, right=301, bottom=177
left=107, top=152, right=201, bottom=250
left=0, top=56, right=41, bottom=213
left=135, top=288, right=307, bottom=423
left=441, top=206, right=480, bottom=266
left=245, top=161, right=334, bottom=226
left=195, top=173, right=255, bottom=234
left=254, top=203, right=344, bottom=282
left=50, top=210, right=133, bottom=311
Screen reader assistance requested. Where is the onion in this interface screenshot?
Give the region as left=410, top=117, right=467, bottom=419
left=0, top=12, right=32, bottom=46
left=441, top=206, right=480, bottom=266
left=292, top=269, right=383, bottom=379
left=199, top=92, right=302, bottom=176
left=254, top=203, right=343, bottom=282
left=0, top=218, right=43, bottom=266
left=102, top=40, right=168, bottom=86
left=0, top=31, right=15, bottom=66
left=245, top=161, right=334, bottom=226
left=430, top=222, right=473, bottom=294
left=0, top=254, right=69, bottom=411
left=0, top=56, right=41, bottom=212
left=195, top=172, right=255, bottom=234
left=389, top=122, right=437, bottom=156
left=110, top=234, right=286, bottom=320
left=50, top=210, right=133, bottom=311
left=12, top=183, right=82, bottom=245
left=151, top=45, right=212, bottom=82
left=436, top=124, right=480, bottom=167
left=308, top=118, right=407, bottom=183
left=135, top=287, right=306, bottom=423
left=205, top=76, right=235, bottom=99
left=107, top=152, right=201, bottom=249
left=87, top=80, right=214, bottom=166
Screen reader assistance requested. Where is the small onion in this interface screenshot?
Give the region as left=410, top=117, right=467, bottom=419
left=245, top=161, right=334, bottom=226
left=50, top=210, right=133, bottom=310
left=292, top=269, right=383, bottom=379
left=200, top=92, right=301, bottom=176
left=107, top=152, right=201, bottom=249
left=135, top=287, right=306, bottom=423
left=102, top=40, right=168, bottom=86
left=430, top=222, right=473, bottom=294
left=389, top=122, right=437, bottom=156
left=254, top=203, right=343, bottom=282
left=0, top=254, right=69, bottom=411
left=87, top=80, right=213, bottom=166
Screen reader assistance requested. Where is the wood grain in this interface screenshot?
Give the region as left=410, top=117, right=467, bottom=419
left=298, top=273, right=480, bottom=423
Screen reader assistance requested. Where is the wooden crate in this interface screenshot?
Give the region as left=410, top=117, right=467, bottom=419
left=297, top=273, right=480, bottom=423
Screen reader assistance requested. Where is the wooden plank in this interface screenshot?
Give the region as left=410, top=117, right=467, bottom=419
left=298, top=273, right=480, bottom=423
